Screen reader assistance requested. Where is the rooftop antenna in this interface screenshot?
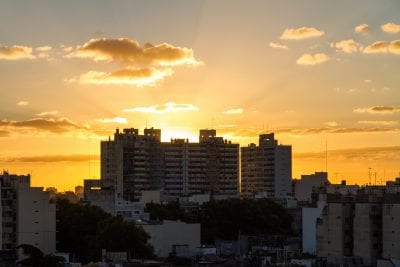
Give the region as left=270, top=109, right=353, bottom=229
left=325, top=138, right=328, bottom=173
left=368, top=167, right=372, bottom=185
left=374, top=172, right=377, bottom=185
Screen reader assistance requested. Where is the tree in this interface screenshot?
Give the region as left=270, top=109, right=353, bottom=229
left=145, top=201, right=191, bottom=222
left=200, top=198, right=293, bottom=243
left=56, top=198, right=154, bottom=263
left=16, top=244, right=65, bottom=267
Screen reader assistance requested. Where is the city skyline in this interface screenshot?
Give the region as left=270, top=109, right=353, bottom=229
left=1, top=0, right=399, bottom=190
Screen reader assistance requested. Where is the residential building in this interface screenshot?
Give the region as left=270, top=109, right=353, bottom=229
left=0, top=172, right=55, bottom=259
left=101, top=128, right=164, bottom=201
left=101, top=128, right=239, bottom=202
left=241, top=133, right=292, bottom=199
left=294, top=172, right=329, bottom=202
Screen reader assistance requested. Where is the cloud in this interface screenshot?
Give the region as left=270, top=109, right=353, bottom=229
left=355, top=24, right=370, bottom=34
left=364, top=79, right=372, bottom=83
left=223, top=108, right=243, bottom=115
left=280, top=27, right=324, bottom=40
left=358, top=120, right=398, bottom=126
left=389, top=40, right=400, bottom=54
left=67, top=68, right=172, bottom=87
left=17, top=101, right=29, bottom=106
left=36, top=110, right=59, bottom=116
left=354, top=106, right=400, bottom=114
left=36, top=46, right=52, bottom=52
left=97, top=117, right=128, bottom=124
left=68, top=38, right=201, bottom=66
left=296, top=53, right=330, bottom=66
left=334, top=87, right=359, bottom=95
left=381, top=22, right=400, bottom=34
left=363, top=41, right=388, bottom=54
left=124, top=102, right=198, bottom=113
left=275, top=127, right=399, bottom=135
left=295, top=146, right=400, bottom=161
left=0, top=118, right=89, bottom=133
left=0, top=44, right=35, bottom=60
left=0, top=130, right=10, bottom=137
left=0, top=154, right=100, bottom=163
left=324, top=121, right=339, bottom=127
left=331, top=39, right=359, bottom=53
left=269, top=42, right=288, bottom=50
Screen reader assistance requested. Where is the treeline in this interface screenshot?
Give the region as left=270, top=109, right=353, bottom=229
left=56, top=198, right=293, bottom=263
left=145, top=198, right=293, bottom=243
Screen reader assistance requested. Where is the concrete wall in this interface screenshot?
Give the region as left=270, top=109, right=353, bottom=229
left=302, top=201, right=325, bottom=255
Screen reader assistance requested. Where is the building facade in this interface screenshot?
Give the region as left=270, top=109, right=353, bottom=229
left=101, top=128, right=239, bottom=202
left=0, top=172, right=55, bottom=259
left=241, top=133, right=292, bottom=199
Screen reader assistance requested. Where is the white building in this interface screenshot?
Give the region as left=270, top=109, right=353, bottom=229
left=140, top=220, right=201, bottom=258
left=0, top=172, right=55, bottom=258
left=302, top=201, right=325, bottom=255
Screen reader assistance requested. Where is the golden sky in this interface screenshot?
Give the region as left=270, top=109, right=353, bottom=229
left=0, top=1, right=399, bottom=191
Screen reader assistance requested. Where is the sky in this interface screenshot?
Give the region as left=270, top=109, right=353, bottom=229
left=0, top=0, right=399, bottom=191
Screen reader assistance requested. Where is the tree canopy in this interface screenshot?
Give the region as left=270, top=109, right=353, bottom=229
left=145, top=198, right=293, bottom=244
left=56, top=198, right=154, bottom=263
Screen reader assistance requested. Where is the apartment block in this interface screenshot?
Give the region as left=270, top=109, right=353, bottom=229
left=0, top=172, right=55, bottom=259
left=241, top=133, right=292, bottom=199
left=101, top=128, right=239, bottom=202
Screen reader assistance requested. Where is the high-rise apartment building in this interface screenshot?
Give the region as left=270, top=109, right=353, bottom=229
left=101, top=128, right=239, bottom=201
left=241, top=133, right=292, bottom=199
left=101, top=128, right=163, bottom=201
left=0, top=172, right=55, bottom=260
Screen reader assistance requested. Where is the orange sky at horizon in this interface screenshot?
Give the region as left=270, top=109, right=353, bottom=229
left=0, top=1, right=399, bottom=191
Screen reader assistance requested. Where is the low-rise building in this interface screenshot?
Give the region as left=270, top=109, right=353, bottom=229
left=139, top=220, right=200, bottom=258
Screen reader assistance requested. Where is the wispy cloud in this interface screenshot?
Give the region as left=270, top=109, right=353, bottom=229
left=269, top=42, right=288, bottom=50
left=280, top=27, right=324, bottom=40
left=354, top=106, right=400, bottom=114
left=295, top=146, right=400, bottom=161
left=381, top=22, right=400, bottom=34
left=355, top=23, right=370, bottom=34
left=358, top=120, right=398, bottom=126
left=0, top=118, right=89, bottom=134
left=0, top=44, right=35, bottom=60
left=296, top=53, right=330, bottom=66
left=324, top=121, right=339, bottom=127
left=36, top=46, right=52, bottom=52
left=331, top=39, right=359, bottom=53
left=67, top=68, right=172, bottom=87
left=0, top=130, right=10, bottom=137
left=124, top=102, right=199, bottom=113
left=223, top=108, right=243, bottom=114
left=36, top=110, right=59, bottom=116
left=17, top=101, right=29, bottom=106
left=0, top=154, right=100, bottom=163
left=96, top=117, right=128, bottom=124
